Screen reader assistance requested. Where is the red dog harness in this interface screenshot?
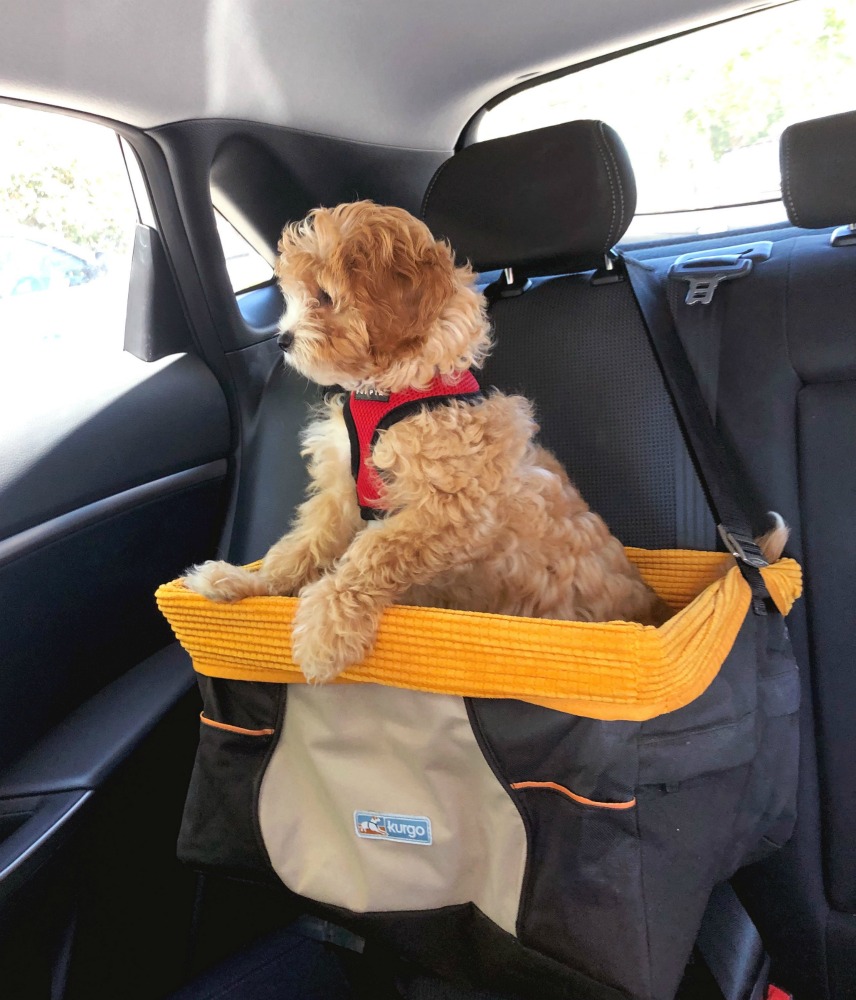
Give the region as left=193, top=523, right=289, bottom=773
left=343, top=372, right=482, bottom=519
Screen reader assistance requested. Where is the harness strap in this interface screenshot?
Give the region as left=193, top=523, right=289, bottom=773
left=343, top=372, right=482, bottom=520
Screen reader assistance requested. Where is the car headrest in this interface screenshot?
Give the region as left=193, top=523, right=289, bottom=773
left=422, top=120, right=636, bottom=276
left=780, top=110, right=856, bottom=228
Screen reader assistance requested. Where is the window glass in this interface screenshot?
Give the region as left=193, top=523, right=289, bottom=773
left=0, top=105, right=138, bottom=358
left=215, top=212, right=274, bottom=293
left=476, top=0, right=856, bottom=241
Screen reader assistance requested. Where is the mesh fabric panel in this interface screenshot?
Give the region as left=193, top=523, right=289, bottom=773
left=481, top=274, right=711, bottom=550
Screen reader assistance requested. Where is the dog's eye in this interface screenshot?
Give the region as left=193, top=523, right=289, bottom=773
left=317, top=288, right=332, bottom=306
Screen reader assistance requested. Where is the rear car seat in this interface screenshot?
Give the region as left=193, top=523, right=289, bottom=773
left=422, top=120, right=750, bottom=1000
left=171, top=119, right=705, bottom=1000
left=425, top=110, right=856, bottom=1000
left=715, top=109, right=856, bottom=1000
left=622, top=109, right=856, bottom=1000
left=423, top=120, right=715, bottom=560
left=172, top=112, right=854, bottom=999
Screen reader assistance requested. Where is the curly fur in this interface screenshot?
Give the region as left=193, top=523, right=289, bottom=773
left=273, top=201, right=490, bottom=393
left=186, top=201, right=715, bottom=682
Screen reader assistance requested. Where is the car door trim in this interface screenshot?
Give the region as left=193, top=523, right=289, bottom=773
left=0, top=459, right=227, bottom=568
left=0, top=790, right=92, bottom=885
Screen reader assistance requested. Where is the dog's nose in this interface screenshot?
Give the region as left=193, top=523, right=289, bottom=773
left=277, top=330, right=294, bottom=351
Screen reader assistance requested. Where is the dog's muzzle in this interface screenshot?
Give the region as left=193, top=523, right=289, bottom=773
left=277, top=330, right=294, bottom=351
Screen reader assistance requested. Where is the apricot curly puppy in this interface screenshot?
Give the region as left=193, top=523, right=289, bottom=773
left=185, top=200, right=672, bottom=683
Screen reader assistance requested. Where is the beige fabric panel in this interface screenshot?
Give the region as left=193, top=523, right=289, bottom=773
left=258, top=684, right=527, bottom=934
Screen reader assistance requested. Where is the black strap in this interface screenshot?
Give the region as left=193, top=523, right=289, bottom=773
left=664, top=272, right=726, bottom=421
left=344, top=389, right=483, bottom=521
left=696, top=884, right=771, bottom=1000
left=622, top=255, right=770, bottom=613
left=664, top=268, right=726, bottom=552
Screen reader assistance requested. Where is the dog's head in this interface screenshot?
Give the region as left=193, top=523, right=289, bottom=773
left=274, top=201, right=491, bottom=392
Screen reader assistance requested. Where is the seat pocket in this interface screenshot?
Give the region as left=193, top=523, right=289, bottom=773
left=177, top=677, right=282, bottom=880
left=512, top=781, right=649, bottom=999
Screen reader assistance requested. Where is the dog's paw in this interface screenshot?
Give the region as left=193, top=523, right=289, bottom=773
left=183, top=560, right=270, bottom=602
left=291, top=577, right=378, bottom=684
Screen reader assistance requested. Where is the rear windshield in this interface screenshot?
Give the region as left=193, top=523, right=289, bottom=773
left=475, top=1, right=856, bottom=241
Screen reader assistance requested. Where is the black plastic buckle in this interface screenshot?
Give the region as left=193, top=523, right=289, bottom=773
left=670, top=255, right=752, bottom=305
left=669, top=241, right=773, bottom=306
left=717, top=524, right=768, bottom=568
left=718, top=524, right=769, bottom=616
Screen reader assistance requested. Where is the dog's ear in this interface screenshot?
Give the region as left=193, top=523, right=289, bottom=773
left=394, top=238, right=458, bottom=335
left=362, top=238, right=457, bottom=359
left=330, top=205, right=459, bottom=351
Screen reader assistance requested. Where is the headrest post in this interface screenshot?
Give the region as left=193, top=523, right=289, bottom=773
left=830, top=222, right=856, bottom=248
left=503, top=267, right=514, bottom=285
left=590, top=249, right=624, bottom=286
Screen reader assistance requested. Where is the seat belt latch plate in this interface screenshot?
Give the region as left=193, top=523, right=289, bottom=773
left=669, top=242, right=772, bottom=305
left=670, top=255, right=754, bottom=305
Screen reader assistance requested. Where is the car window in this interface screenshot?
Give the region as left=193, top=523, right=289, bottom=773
left=215, top=211, right=274, bottom=293
left=0, top=104, right=138, bottom=360
left=475, top=0, right=856, bottom=241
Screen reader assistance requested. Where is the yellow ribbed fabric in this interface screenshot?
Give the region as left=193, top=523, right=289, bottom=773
left=155, top=549, right=802, bottom=722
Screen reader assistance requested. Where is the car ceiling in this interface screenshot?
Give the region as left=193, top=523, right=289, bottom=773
left=1, top=0, right=781, bottom=150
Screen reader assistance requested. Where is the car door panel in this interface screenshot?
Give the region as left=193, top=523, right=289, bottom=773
left=0, top=472, right=225, bottom=770
left=0, top=352, right=230, bottom=540
left=0, top=191, right=233, bottom=995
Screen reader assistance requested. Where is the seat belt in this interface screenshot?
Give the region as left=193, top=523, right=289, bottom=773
left=622, top=254, right=787, bottom=1000
left=664, top=241, right=773, bottom=420
left=659, top=246, right=765, bottom=552
left=619, top=244, right=768, bottom=556
left=622, top=254, right=770, bottom=613
left=696, top=883, right=771, bottom=1000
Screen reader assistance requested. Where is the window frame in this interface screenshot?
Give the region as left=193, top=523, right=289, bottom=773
left=457, top=1, right=799, bottom=151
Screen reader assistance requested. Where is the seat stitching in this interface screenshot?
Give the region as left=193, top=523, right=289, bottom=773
left=781, top=131, right=801, bottom=227
left=594, top=122, right=619, bottom=253
left=421, top=157, right=454, bottom=220
left=600, top=121, right=626, bottom=247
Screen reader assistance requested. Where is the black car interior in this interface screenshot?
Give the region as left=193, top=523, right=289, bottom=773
left=0, top=55, right=854, bottom=996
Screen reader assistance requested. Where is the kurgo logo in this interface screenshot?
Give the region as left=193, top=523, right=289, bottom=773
left=354, top=811, right=432, bottom=845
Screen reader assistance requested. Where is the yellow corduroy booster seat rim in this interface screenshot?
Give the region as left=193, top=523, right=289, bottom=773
left=155, top=548, right=801, bottom=722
